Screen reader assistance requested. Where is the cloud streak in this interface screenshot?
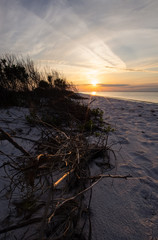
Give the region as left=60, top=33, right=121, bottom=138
left=105, top=65, right=158, bottom=73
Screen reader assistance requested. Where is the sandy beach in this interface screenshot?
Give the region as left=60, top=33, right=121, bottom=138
left=0, top=95, right=158, bottom=239
left=87, top=95, right=158, bottom=240
left=1, top=0, right=158, bottom=238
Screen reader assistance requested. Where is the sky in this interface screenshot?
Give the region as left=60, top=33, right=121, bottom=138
left=0, top=0, right=158, bottom=92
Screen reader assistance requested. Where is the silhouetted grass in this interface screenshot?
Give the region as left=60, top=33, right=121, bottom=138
left=0, top=54, right=118, bottom=240
left=0, top=54, right=97, bottom=131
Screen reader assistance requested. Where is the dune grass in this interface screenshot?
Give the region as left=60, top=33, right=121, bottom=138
left=0, top=54, right=118, bottom=239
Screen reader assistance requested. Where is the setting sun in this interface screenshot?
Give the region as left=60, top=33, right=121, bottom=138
left=91, top=80, right=98, bottom=86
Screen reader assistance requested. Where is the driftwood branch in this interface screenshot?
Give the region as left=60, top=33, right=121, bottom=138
left=0, top=217, right=42, bottom=234
left=53, top=169, right=74, bottom=188
left=89, top=174, right=132, bottom=180
left=0, top=127, right=31, bottom=157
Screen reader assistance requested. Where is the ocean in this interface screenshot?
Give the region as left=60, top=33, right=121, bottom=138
left=82, top=92, right=158, bottom=104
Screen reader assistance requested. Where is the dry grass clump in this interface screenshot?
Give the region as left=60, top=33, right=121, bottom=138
left=0, top=54, right=79, bottom=107
left=0, top=54, right=40, bottom=91
left=0, top=53, right=126, bottom=239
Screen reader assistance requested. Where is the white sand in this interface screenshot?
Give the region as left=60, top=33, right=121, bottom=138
left=87, top=95, right=158, bottom=240
left=0, top=96, right=158, bottom=239
left=0, top=107, right=42, bottom=239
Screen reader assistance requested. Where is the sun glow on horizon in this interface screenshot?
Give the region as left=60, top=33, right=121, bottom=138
left=91, top=79, right=98, bottom=86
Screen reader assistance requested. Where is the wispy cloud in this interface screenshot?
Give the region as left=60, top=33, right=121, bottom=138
left=105, top=65, right=158, bottom=73
left=0, top=0, right=126, bottom=72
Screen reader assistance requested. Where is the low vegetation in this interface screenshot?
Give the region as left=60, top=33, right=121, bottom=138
left=0, top=54, right=119, bottom=239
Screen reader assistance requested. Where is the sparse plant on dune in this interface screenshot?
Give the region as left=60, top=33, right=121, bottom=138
left=54, top=78, right=69, bottom=90
left=38, top=80, right=50, bottom=89
left=0, top=54, right=40, bottom=91
left=0, top=54, right=79, bottom=107
left=0, top=53, right=125, bottom=240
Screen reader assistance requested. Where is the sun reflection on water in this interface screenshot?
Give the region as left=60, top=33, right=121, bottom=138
left=91, top=91, right=96, bottom=96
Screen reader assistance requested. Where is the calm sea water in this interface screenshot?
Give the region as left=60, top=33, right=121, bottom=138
left=82, top=92, right=158, bottom=104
